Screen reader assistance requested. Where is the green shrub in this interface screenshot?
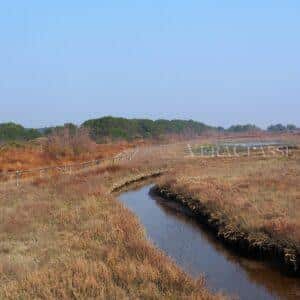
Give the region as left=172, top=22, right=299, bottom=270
left=0, top=123, right=41, bottom=142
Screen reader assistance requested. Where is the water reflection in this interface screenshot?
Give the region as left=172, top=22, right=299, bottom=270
left=118, top=184, right=300, bottom=300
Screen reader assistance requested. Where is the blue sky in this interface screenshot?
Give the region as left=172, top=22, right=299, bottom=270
left=0, top=1, right=299, bottom=128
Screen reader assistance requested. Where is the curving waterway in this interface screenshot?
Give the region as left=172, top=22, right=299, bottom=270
left=118, top=184, right=300, bottom=300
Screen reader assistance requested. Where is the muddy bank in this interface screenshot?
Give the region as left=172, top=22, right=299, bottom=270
left=152, top=185, right=300, bottom=276
left=109, top=169, right=165, bottom=193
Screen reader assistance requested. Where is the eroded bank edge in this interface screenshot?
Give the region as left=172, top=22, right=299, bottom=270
left=152, top=185, right=300, bottom=276
left=109, top=169, right=166, bottom=193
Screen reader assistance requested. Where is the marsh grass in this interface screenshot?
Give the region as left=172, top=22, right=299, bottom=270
left=3, top=139, right=297, bottom=298
left=158, top=152, right=300, bottom=249
left=0, top=139, right=136, bottom=173
left=0, top=161, right=222, bottom=299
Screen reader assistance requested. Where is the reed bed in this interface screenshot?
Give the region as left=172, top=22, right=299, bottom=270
left=0, top=160, right=223, bottom=299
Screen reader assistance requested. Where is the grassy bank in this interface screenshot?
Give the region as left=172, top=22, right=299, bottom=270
left=155, top=152, right=300, bottom=275
left=0, top=161, right=222, bottom=299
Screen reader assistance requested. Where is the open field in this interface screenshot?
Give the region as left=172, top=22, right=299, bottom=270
left=0, top=156, right=223, bottom=299
left=155, top=148, right=300, bottom=273
left=0, top=137, right=299, bottom=298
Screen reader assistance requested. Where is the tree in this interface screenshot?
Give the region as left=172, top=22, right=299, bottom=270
left=228, top=124, right=261, bottom=133
left=82, top=116, right=217, bottom=141
left=0, top=122, right=41, bottom=142
left=286, top=124, right=297, bottom=131
left=267, top=124, right=286, bottom=132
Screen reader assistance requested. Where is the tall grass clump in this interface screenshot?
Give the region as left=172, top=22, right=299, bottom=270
left=45, top=127, right=96, bottom=159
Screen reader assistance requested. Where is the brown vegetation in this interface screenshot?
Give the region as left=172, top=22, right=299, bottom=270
left=156, top=150, right=300, bottom=273
left=1, top=136, right=299, bottom=297
left=44, top=127, right=97, bottom=159
left=0, top=134, right=140, bottom=174
left=0, top=158, right=223, bottom=299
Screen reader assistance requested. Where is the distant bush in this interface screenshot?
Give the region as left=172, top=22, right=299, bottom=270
left=267, top=124, right=286, bottom=132
left=267, top=124, right=298, bottom=132
left=0, top=122, right=41, bottom=142
left=227, top=124, right=261, bottom=133
left=42, top=123, right=78, bottom=136
left=44, top=127, right=96, bottom=158
left=287, top=124, right=297, bottom=131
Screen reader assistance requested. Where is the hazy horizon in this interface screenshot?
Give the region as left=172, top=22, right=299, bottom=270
left=1, top=2, right=299, bottom=128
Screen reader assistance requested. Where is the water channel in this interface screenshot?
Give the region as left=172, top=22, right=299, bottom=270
left=118, top=184, right=300, bottom=300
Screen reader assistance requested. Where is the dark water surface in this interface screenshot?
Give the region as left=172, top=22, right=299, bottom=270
left=118, top=184, right=300, bottom=300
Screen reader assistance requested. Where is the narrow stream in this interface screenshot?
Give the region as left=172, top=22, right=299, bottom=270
left=118, top=184, right=300, bottom=300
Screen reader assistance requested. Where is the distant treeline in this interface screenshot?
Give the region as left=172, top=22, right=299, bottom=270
left=82, top=117, right=216, bottom=141
left=0, top=117, right=298, bottom=143
left=0, top=123, right=41, bottom=143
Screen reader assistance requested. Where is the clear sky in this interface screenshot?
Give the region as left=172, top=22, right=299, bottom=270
left=1, top=1, right=299, bottom=128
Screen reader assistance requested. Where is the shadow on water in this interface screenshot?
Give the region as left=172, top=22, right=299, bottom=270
left=118, top=184, right=300, bottom=300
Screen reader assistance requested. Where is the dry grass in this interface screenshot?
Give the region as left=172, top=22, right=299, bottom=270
left=159, top=151, right=300, bottom=249
left=0, top=160, right=222, bottom=299
left=44, top=127, right=97, bottom=159
left=0, top=139, right=140, bottom=173
left=3, top=138, right=298, bottom=298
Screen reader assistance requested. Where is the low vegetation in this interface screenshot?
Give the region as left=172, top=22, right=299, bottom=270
left=1, top=131, right=299, bottom=297
left=0, top=160, right=222, bottom=299
left=156, top=150, right=300, bottom=272
left=0, top=135, right=135, bottom=173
